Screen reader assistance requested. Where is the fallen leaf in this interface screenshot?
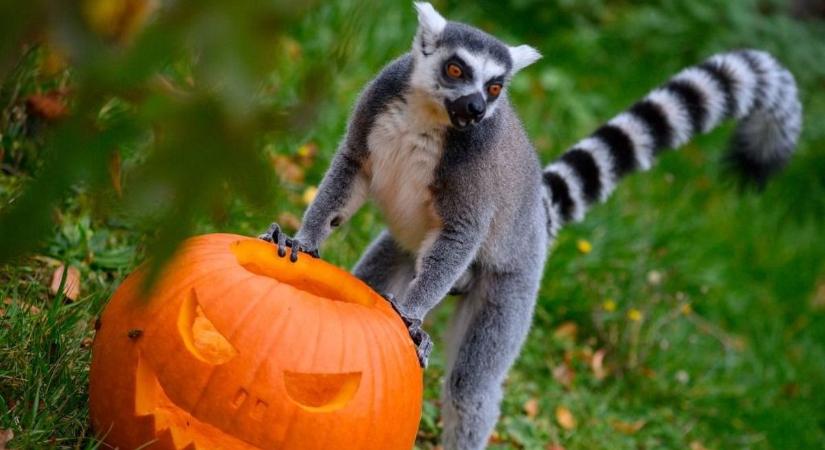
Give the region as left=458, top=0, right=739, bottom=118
left=610, top=419, right=645, bottom=435
left=552, top=363, right=575, bottom=388
left=523, top=398, right=539, bottom=418
left=82, top=0, right=158, bottom=43
left=555, top=405, right=576, bottom=430
left=811, top=281, right=825, bottom=311
left=546, top=445, right=566, bottom=450
left=81, top=337, right=94, bottom=348
left=487, top=431, right=504, bottom=444
left=602, top=298, right=616, bottom=312
left=591, top=348, right=608, bottom=380
left=576, top=239, right=592, bottom=254
left=277, top=212, right=302, bottom=232
left=50, top=265, right=81, bottom=301
left=627, top=308, right=643, bottom=322
left=26, top=91, right=68, bottom=120
left=295, top=142, right=318, bottom=167
left=553, top=321, right=578, bottom=342
left=0, top=428, right=13, bottom=450
left=272, top=154, right=305, bottom=184
left=302, top=186, right=318, bottom=206
left=690, top=441, right=709, bottom=450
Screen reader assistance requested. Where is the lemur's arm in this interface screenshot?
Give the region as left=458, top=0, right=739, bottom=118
left=391, top=140, right=496, bottom=365
left=261, top=137, right=369, bottom=260
left=403, top=212, right=492, bottom=320
left=262, top=56, right=412, bottom=260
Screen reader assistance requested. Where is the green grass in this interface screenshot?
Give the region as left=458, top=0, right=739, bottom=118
left=2, top=1, right=825, bottom=449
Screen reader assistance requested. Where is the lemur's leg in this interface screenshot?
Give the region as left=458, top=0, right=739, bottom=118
left=352, top=230, right=416, bottom=299
left=441, top=269, right=542, bottom=450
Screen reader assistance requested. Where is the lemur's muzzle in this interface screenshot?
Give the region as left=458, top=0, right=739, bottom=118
left=445, top=92, right=486, bottom=129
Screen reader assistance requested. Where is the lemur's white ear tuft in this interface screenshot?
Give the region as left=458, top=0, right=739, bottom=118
left=509, top=45, right=542, bottom=72
left=413, top=2, right=446, bottom=56
left=414, top=2, right=447, bottom=35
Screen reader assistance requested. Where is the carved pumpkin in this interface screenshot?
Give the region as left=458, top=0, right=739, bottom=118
left=89, top=233, right=423, bottom=450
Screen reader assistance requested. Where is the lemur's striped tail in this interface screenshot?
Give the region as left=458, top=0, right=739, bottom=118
left=542, top=50, right=802, bottom=235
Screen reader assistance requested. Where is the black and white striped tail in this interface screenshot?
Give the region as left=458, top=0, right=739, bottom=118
left=542, top=49, right=802, bottom=235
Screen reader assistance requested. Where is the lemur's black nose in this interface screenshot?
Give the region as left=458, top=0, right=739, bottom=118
left=445, top=92, right=487, bottom=128
left=467, top=96, right=486, bottom=120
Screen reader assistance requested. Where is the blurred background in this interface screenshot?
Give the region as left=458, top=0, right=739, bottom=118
left=1, top=0, right=824, bottom=448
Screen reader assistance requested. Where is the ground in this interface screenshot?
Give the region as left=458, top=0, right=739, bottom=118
left=1, top=1, right=825, bottom=449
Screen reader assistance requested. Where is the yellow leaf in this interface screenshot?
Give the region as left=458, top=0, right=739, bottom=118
left=627, top=308, right=643, bottom=322
left=302, top=186, right=318, bottom=205
left=555, top=405, right=576, bottom=430
left=523, top=398, right=539, bottom=418
left=680, top=303, right=693, bottom=315
left=602, top=298, right=616, bottom=312
left=82, top=0, right=157, bottom=42
left=576, top=239, right=592, bottom=254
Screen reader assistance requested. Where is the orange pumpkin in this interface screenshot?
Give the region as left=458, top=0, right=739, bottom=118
left=89, top=233, right=423, bottom=449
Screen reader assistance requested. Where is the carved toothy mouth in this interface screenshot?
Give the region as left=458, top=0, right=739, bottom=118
left=134, top=352, right=262, bottom=450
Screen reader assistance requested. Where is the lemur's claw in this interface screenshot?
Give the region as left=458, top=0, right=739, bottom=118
left=382, top=292, right=432, bottom=368
left=259, top=223, right=319, bottom=263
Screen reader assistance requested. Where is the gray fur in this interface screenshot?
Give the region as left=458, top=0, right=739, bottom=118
left=261, top=4, right=802, bottom=449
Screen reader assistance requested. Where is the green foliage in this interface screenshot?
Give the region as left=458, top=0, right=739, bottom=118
left=1, top=1, right=824, bottom=449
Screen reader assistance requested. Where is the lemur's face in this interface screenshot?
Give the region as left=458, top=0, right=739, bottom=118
left=410, top=2, right=541, bottom=130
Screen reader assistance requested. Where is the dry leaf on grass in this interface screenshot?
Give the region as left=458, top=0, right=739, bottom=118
left=690, top=441, right=709, bottom=450
left=277, top=212, right=302, bottom=232
left=26, top=91, right=69, bottom=120
left=0, top=428, right=13, bottom=450
left=523, top=398, right=539, bottom=418
left=553, top=321, right=578, bottom=341
left=546, top=445, right=566, bottom=450
left=50, top=265, right=81, bottom=301
left=555, top=405, right=576, bottom=430
left=272, top=154, right=306, bottom=184
left=553, top=363, right=575, bottom=388
left=591, top=348, right=608, bottom=380
left=610, top=419, right=646, bottom=435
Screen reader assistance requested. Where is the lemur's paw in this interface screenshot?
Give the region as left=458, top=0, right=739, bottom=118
left=382, top=292, right=433, bottom=368
left=258, top=223, right=320, bottom=262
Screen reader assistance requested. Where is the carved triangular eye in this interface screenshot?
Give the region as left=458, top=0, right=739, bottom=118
left=177, top=289, right=238, bottom=365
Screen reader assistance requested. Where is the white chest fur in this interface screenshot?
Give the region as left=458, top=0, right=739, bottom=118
left=367, top=97, right=446, bottom=252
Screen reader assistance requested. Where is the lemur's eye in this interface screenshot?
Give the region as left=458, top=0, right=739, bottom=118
left=446, top=63, right=463, bottom=79
left=487, top=83, right=502, bottom=97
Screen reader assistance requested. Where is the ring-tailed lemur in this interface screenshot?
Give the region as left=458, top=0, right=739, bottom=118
left=261, top=3, right=802, bottom=449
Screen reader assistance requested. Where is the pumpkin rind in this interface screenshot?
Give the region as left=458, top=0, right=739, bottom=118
left=89, top=233, right=423, bottom=450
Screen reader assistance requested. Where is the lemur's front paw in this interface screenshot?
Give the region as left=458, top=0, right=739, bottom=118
left=382, top=293, right=433, bottom=368
left=258, top=223, right=320, bottom=263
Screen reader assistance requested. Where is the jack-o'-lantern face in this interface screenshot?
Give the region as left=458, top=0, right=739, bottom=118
left=90, top=234, right=422, bottom=450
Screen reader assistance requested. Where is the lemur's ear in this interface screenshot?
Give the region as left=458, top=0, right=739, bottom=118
left=509, top=45, right=542, bottom=72
left=413, top=2, right=447, bottom=56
